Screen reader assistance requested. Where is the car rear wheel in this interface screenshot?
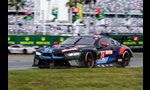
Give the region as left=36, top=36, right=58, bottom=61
left=84, top=52, right=95, bottom=68
left=122, top=51, right=131, bottom=67
left=23, top=49, right=27, bottom=54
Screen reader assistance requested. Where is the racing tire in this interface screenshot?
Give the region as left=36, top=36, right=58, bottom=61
left=121, top=51, right=131, bottom=67
left=83, top=52, right=95, bottom=68
left=23, top=49, right=27, bottom=54
left=32, top=51, right=36, bottom=54
left=38, top=66, right=47, bottom=69
left=32, top=55, right=40, bottom=67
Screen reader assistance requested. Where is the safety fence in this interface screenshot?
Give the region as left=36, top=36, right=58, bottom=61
left=8, top=34, right=143, bottom=47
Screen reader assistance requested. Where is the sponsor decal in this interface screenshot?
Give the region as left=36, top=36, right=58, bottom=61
left=60, top=37, right=64, bottom=42
left=102, top=65, right=105, bottom=67
left=36, top=41, right=50, bottom=45
left=8, top=37, right=11, bottom=41
left=138, top=41, right=143, bottom=45
left=105, top=50, right=113, bottom=55
left=106, top=64, right=109, bottom=67
left=100, top=51, right=105, bottom=60
left=99, top=50, right=113, bottom=60
left=97, top=65, right=101, bottom=67
left=123, top=42, right=136, bottom=45
left=61, top=48, right=78, bottom=52
left=8, top=41, right=15, bottom=44
left=133, top=36, right=138, bottom=41
left=20, top=41, right=34, bottom=44
left=25, top=37, right=30, bottom=41
left=96, top=64, right=114, bottom=67
left=41, top=37, right=46, bottom=41
left=118, top=59, right=122, bottom=62
left=109, top=64, right=113, bottom=67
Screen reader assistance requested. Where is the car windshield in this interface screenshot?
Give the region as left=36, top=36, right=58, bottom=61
left=60, top=38, right=80, bottom=45
left=76, top=38, right=95, bottom=45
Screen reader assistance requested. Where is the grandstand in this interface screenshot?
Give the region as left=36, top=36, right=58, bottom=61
left=95, top=0, right=143, bottom=13
left=8, top=0, right=143, bottom=35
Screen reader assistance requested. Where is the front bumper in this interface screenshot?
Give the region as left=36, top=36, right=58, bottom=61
left=33, top=52, right=81, bottom=67
left=39, top=52, right=81, bottom=61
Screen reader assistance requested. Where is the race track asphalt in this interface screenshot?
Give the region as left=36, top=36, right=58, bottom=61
left=8, top=53, right=143, bottom=70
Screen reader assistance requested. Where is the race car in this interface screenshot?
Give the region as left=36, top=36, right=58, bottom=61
left=8, top=44, right=36, bottom=54
left=32, top=35, right=133, bottom=68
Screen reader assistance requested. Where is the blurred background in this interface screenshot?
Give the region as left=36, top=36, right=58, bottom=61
left=8, top=0, right=143, bottom=51
left=8, top=0, right=143, bottom=35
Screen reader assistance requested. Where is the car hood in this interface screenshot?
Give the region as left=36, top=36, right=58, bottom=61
left=42, top=47, right=55, bottom=53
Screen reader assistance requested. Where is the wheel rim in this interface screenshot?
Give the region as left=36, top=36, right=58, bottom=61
left=23, top=50, right=27, bottom=54
left=86, top=53, right=94, bottom=68
left=123, top=53, right=130, bottom=66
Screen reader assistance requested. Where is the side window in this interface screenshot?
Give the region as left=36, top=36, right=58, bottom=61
left=12, top=46, right=19, bottom=48
left=116, top=41, right=121, bottom=46
left=111, top=39, right=120, bottom=46
left=110, top=39, right=115, bottom=45
left=12, top=45, right=20, bottom=48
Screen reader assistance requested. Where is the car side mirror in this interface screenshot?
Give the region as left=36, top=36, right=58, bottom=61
left=101, top=42, right=109, bottom=47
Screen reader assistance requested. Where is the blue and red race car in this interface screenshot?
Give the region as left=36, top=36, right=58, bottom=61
left=32, top=35, right=133, bottom=68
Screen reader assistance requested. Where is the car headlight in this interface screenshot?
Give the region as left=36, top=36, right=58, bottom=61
left=35, top=52, right=42, bottom=55
left=67, top=52, right=80, bottom=56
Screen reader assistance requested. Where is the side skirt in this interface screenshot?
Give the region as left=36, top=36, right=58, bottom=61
left=94, top=62, right=123, bottom=68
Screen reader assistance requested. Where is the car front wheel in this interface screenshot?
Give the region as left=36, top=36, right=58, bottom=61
left=122, top=51, right=131, bottom=67
left=84, top=52, right=95, bottom=68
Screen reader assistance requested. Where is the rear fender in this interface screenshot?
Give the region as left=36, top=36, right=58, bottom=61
left=119, top=46, right=127, bottom=55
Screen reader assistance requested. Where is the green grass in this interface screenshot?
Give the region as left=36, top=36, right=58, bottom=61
left=8, top=67, right=143, bottom=90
